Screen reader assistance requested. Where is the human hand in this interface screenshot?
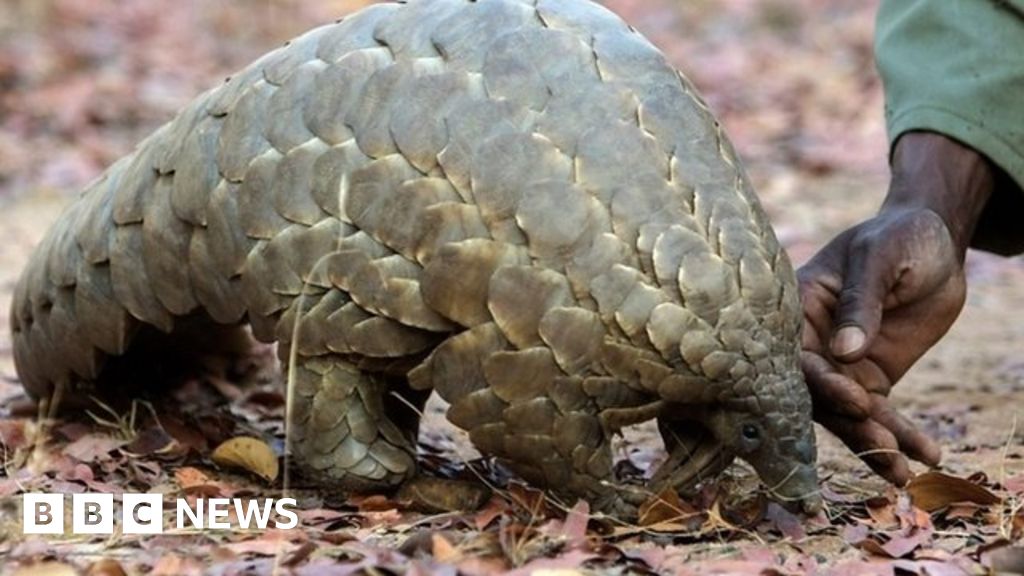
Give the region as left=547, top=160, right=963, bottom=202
left=798, top=132, right=994, bottom=485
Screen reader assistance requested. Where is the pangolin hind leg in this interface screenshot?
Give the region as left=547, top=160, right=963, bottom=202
left=285, top=353, right=420, bottom=491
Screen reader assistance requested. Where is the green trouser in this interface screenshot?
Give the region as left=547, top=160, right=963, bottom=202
left=876, top=0, right=1024, bottom=254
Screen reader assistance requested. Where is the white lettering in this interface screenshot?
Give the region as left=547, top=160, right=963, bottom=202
left=72, top=494, right=114, bottom=534
left=123, top=493, right=163, bottom=534
left=233, top=499, right=274, bottom=529
left=22, top=494, right=302, bottom=533
left=274, top=498, right=298, bottom=529
left=23, top=494, right=63, bottom=534
left=207, top=498, right=231, bottom=529
left=176, top=498, right=204, bottom=529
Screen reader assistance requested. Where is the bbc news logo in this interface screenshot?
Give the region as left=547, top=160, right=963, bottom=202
left=23, top=494, right=299, bottom=534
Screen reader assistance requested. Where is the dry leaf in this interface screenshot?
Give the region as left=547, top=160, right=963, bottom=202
left=0, top=419, right=30, bottom=451
left=474, top=496, right=511, bottom=530
left=638, top=486, right=697, bottom=527
left=282, top=541, right=318, bottom=567
left=223, top=535, right=297, bottom=557
left=12, top=562, right=77, bottom=576
left=64, top=434, right=125, bottom=463
left=431, top=533, right=461, bottom=563
left=944, top=503, right=984, bottom=521
left=1004, top=474, right=1024, bottom=494
left=765, top=503, right=806, bottom=541
left=907, top=472, right=1000, bottom=512
left=865, top=496, right=897, bottom=527
left=503, top=550, right=596, bottom=576
left=174, top=466, right=214, bottom=490
left=880, top=529, right=932, bottom=559
left=562, top=500, right=590, bottom=548
left=853, top=530, right=930, bottom=559
left=722, top=495, right=767, bottom=529
left=457, top=557, right=510, bottom=575
left=86, top=558, right=127, bottom=576
left=123, top=427, right=179, bottom=457
left=840, top=523, right=871, bottom=546
left=350, top=494, right=404, bottom=512
left=394, top=476, right=490, bottom=513
left=211, top=436, right=279, bottom=482
left=507, top=483, right=553, bottom=518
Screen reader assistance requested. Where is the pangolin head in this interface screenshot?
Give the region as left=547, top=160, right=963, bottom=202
left=642, top=224, right=821, bottom=513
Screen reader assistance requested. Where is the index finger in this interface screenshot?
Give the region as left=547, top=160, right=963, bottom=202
left=819, top=412, right=913, bottom=486
left=802, top=351, right=871, bottom=419
left=869, top=396, right=942, bottom=467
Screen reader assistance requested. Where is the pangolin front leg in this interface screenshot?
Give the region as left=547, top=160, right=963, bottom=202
left=651, top=420, right=733, bottom=496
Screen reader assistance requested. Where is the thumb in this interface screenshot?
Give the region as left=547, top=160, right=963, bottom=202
left=831, top=239, right=894, bottom=361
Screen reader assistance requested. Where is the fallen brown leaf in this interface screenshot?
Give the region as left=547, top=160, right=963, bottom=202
left=507, top=483, right=554, bottom=518
left=638, top=486, right=698, bottom=527
left=503, top=550, right=596, bottom=576
left=456, top=556, right=510, bottom=575
left=943, top=502, right=985, bottom=521
left=907, top=472, right=1000, bottom=512
left=350, top=494, right=405, bottom=513
left=86, top=558, right=127, bottom=576
left=432, top=533, right=461, bottom=563
left=221, top=533, right=298, bottom=557
left=295, top=508, right=349, bottom=526
left=0, top=419, right=30, bottom=450
left=149, top=549, right=204, bottom=569
left=283, top=541, right=318, bottom=567
left=764, top=503, right=806, bottom=540
left=853, top=531, right=929, bottom=559
left=63, top=433, right=125, bottom=463
left=174, top=466, right=211, bottom=487
left=393, top=476, right=490, bottom=513
left=722, top=495, right=767, bottom=529
left=827, top=560, right=894, bottom=576
left=122, top=426, right=179, bottom=457
left=11, top=562, right=77, bottom=576
left=211, top=436, right=278, bottom=482
left=865, top=496, right=898, bottom=528
left=160, top=415, right=210, bottom=453
left=561, top=500, right=590, bottom=549
left=881, top=529, right=932, bottom=559
left=473, top=496, right=511, bottom=530
left=1004, top=474, right=1024, bottom=494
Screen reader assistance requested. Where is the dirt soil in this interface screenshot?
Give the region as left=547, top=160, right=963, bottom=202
left=1, top=1, right=1022, bottom=574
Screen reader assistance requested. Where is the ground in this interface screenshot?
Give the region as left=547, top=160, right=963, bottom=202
left=0, top=1, right=1023, bottom=574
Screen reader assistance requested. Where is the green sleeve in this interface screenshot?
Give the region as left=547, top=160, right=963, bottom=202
left=876, top=0, right=1024, bottom=255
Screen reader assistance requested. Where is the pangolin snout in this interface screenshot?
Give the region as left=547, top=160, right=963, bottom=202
left=765, top=432, right=819, bottom=512
left=777, top=463, right=823, bottom=515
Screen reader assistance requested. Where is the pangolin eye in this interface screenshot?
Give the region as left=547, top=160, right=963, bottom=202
left=741, top=424, right=760, bottom=441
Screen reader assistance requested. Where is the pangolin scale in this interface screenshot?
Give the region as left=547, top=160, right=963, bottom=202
left=10, top=0, right=820, bottom=515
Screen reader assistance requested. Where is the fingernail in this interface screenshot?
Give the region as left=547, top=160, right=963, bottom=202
left=832, top=326, right=866, bottom=357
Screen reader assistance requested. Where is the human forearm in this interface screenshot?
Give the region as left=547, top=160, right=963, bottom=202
left=880, top=131, right=995, bottom=260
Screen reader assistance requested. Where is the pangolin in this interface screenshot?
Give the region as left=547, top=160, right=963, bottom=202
left=9, top=0, right=821, bottom=515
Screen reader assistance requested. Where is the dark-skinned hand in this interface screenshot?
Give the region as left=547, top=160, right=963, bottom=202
left=798, top=132, right=995, bottom=485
